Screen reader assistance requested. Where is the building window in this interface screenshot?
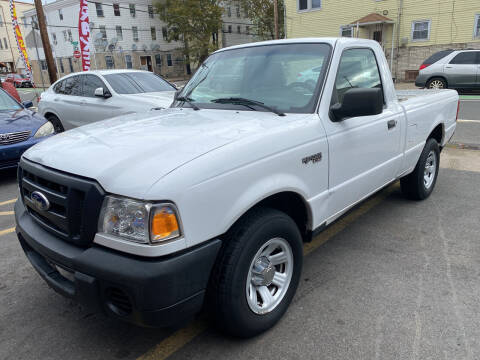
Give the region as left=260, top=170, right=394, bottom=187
left=340, top=26, right=353, bottom=37
left=40, top=60, right=47, bottom=70
left=99, top=26, right=107, bottom=40
left=3, top=38, right=7, bottom=49
left=236, top=5, right=240, bottom=17
left=228, top=25, right=232, bottom=33
left=237, top=25, right=241, bottom=34
left=151, top=26, right=156, bottom=40
left=148, top=5, right=154, bottom=18
left=116, top=26, right=123, bottom=40
left=67, top=29, right=72, bottom=42
left=21, top=16, right=26, bottom=26
left=155, top=54, right=162, bottom=67
left=125, top=54, right=132, bottom=69
left=166, top=54, right=172, bottom=66
left=298, top=0, right=321, bottom=11
left=0, top=15, right=3, bottom=26
left=68, top=57, right=74, bottom=72
left=129, top=4, right=136, bottom=17
left=58, top=58, right=64, bottom=73
left=162, top=26, right=168, bottom=40
left=58, top=9, right=63, bottom=21
left=132, top=26, right=139, bottom=41
left=227, top=7, right=231, bottom=17
left=63, top=30, right=67, bottom=41
left=113, top=3, right=120, bottom=16
left=95, top=3, right=104, bottom=17
left=475, top=15, right=480, bottom=38
left=52, top=33, right=57, bottom=42
left=0, top=40, right=3, bottom=50
left=411, top=20, right=430, bottom=41
left=105, top=55, right=115, bottom=69
left=246, top=26, right=250, bottom=35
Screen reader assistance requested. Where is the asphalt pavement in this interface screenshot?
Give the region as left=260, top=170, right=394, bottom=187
left=1, top=148, right=480, bottom=360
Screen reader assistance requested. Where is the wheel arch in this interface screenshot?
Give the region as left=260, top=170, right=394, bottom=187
left=428, top=123, right=444, bottom=146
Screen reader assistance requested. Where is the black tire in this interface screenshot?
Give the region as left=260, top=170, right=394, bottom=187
left=208, top=207, right=303, bottom=338
left=400, top=138, right=440, bottom=200
left=46, top=114, right=65, bottom=133
left=426, top=77, right=447, bottom=89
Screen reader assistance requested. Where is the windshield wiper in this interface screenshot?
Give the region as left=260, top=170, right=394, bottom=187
left=176, top=96, right=200, bottom=111
left=211, top=97, right=285, bottom=116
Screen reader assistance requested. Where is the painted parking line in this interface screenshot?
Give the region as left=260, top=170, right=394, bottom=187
left=0, top=211, right=14, bottom=216
left=0, top=227, right=15, bottom=237
left=136, top=183, right=398, bottom=360
left=0, top=198, right=17, bottom=207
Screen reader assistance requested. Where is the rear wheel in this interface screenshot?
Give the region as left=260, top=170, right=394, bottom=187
left=46, top=114, right=64, bottom=133
left=208, top=208, right=303, bottom=338
left=426, top=77, right=447, bottom=89
left=400, top=138, right=440, bottom=200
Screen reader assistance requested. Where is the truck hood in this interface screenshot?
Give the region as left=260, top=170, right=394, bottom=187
left=23, top=108, right=307, bottom=198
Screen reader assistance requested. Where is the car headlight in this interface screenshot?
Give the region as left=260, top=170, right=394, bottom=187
left=98, top=195, right=182, bottom=244
left=34, top=121, right=55, bottom=138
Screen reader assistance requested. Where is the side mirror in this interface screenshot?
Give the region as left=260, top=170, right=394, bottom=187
left=22, top=101, right=33, bottom=108
left=94, top=87, right=112, bottom=98
left=330, top=88, right=383, bottom=122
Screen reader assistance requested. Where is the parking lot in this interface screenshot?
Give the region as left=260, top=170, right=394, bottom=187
left=1, top=101, right=480, bottom=360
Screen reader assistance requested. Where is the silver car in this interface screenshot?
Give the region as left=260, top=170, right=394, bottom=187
left=415, top=49, right=480, bottom=90
left=38, top=70, right=176, bottom=132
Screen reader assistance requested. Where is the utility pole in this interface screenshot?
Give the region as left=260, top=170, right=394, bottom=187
left=273, top=0, right=279, bottom=39
left=33, top=0, right=57, bottom=84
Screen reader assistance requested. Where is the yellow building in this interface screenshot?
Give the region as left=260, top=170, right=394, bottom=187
left=0, top=0, right=34, bottom=73
left=285, top=0, right=480, bottom=81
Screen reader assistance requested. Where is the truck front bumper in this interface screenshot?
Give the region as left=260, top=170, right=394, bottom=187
left=15, top=199, right=221, bottom=327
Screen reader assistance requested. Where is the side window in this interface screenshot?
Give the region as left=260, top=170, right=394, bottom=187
left=53, top=80, right=65, bottom=94
left=332, top=48, right=383, bottom=105
left=82, top=75, right=107, bottom=97
left=450, top=52, right=477, bottom=65
left=63, top=76, right=82, bottom=96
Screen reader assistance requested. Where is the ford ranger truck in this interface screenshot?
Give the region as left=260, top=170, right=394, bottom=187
left=15, top=38, right=458, bottom=338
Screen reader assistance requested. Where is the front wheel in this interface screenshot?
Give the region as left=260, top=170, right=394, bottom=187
left=208, top=208, right=303, bottom=338
left=46, top=114, right=65, bottom=133
left=400, top=138, right=440, bottom=200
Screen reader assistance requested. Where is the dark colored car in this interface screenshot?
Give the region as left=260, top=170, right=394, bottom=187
left=6, top=73, right=33, bottom=88
left=0, top=89, right=54, bottom=170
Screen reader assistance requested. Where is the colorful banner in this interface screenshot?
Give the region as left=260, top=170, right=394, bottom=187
left=78, top=0, right=90, bottom=71
left=9, top=0, right=34, bottom=85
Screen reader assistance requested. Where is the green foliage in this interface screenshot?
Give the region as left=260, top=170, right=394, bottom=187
left=239, top=0, right=285, bottom=40
left=154, top=0, right=223, bottom=65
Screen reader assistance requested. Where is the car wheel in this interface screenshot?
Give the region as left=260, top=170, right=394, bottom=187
left=46, top=114, right=65, bottom=133
left=426, top=78, right=447, bottom=90
left=208, top=207, right=303, bottom=338
left=400, top=138, right=440, bottom=200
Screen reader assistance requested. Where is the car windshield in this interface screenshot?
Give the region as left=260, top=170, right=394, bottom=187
left=104, top=72, right=175, bottom=94
left=176, top=43, right=331, bottom=114
left=0, top=90, right=22, bottom=111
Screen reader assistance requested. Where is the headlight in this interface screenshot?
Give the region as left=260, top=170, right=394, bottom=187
left=98, top=195, right=181, bottom=244
left=34, top=121, right=55, bottom=138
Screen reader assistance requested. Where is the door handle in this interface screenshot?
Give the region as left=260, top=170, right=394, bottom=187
left=387, top=120, right=397, bottom=130
left=445, top=66, right=453, bottom=69
left=80, top=100, right=87, bottom=106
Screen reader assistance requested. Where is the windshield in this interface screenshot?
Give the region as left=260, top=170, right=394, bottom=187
left=104, top=72, right=175, bottom=94
left=0, top=89, right=22, bottom=111
left=176, top=43, right=331, bottom=113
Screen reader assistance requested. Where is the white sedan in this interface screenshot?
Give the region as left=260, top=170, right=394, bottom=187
left=38, top=70, right=176, bottom=131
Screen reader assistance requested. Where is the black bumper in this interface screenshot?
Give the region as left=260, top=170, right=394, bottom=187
left=15, top=200, right=221, bottom=327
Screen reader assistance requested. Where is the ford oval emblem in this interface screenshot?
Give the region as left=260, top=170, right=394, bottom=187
left=31, top=191, right=50, bottom=211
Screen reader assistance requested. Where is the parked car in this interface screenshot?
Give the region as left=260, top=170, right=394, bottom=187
left=15, top=38, right=458, bottom=338
left=0, top=75, right=7, bottom=83
left=415, top=49, right=480, bottom=89
left=0, top=89, right=54, bottom=170
left=5, top=73, right=33, bottom=88
left=38, top=70, right=177, bottom=132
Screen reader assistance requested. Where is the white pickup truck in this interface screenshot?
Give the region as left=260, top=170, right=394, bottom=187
left=15, top=38, right=458, bottom=338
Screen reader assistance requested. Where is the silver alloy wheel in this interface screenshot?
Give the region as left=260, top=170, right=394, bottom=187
left=246, top=237, right=294, bottom=315
left=429, top=80, right=444, bottom=89
left=424, top=150, right=437, bottom=189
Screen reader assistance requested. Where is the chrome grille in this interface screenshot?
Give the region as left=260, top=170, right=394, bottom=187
left=0, top=131, right=31, bottom=145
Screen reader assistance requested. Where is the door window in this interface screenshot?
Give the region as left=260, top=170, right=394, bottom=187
left=53, top=80, right=65, bottom=94
left=63, top=76, right=82, bottom=96
left=450, top=52, right=477, bottom=65
left=82, top=75, right=108, bottom=97
left=332, top=48, right=383, bottom=105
